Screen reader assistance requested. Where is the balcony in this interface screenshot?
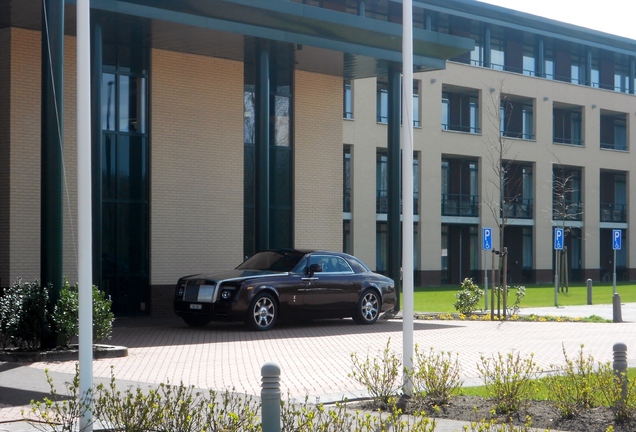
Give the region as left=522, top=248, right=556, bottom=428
left=600, top=203, right=627, bottom=223
left=441, top=194, right=479, bottom=217
left=552, top=201, right=583, bottom=221
left=503, top=198, right=533, bottom=219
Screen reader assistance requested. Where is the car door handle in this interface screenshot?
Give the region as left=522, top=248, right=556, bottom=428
left=302, top=277, right=318, bottom=281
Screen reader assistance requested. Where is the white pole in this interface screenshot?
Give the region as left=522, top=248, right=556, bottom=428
left=402, top=0, right=414, bottom=395
left=77, top=0, right=93, bottom=430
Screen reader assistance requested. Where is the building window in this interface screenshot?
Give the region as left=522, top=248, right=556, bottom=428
left=553, top=166, right=583, bottom=222
left=501, top=95, right=535, bottom=140
left=544, top=48, right=555, bottom=80
left=376, top=151, right=388, bottom=213
left=441, top=85, right=480, bottom=134
left=101, top=42, right=150, bottom=316
left=522, top=41, right=535, bottom=76
left=490, top=26, right=505, bottom=71
left=343, top=146, right=352, bottom=212
left=413, top=80, right=421, bottom=127
left=553, top=103, right=583, bottom=146
left=600, top=171, right=627, bottom=223
left=343, top=79, right=353, bottom=119
left=441, top=158, right=479, bottom=217
left=503, top=163, right=534, bottom=219
left=343, top=220, right=352, bottom=254
left=377, top=80, right=388, bottom=123
left=600, top=110, right=627, bottom=151
left=571, top=52, right=586, bottom=85
left=376, top=222, right=387, bottom=271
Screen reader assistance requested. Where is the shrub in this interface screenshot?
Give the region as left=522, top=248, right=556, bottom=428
left=409, top=345, right=463, bottom=405
left=454, top=278, right=484, bottom=315
left=546, top=344, right=604, bottom=418
left=52, top=280, right=114, bottom=347
left=0, top=279, right=51, bottom=350
left=349, top=338, right=402, bottom=407
left=477, top=351, right=542, bottom=414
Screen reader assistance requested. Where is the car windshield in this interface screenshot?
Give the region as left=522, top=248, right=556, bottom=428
left=236, top=250, right=305, bottom=272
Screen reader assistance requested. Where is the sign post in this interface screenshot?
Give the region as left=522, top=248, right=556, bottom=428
left=554, top=228, right=564, bottom=307
left=613, top=229, right=621, bottom=295
left=482, top=227, right=492, bottom=310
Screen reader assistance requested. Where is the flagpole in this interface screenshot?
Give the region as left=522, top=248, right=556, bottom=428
left=77, top=0, right=94, bottom=430
left=402, top=0, right=414, bottom=395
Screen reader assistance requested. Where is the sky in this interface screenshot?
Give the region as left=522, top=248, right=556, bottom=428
left=477, top=0, right=636, bottom=41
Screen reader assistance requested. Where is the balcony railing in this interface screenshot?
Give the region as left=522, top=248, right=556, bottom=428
left=442, top=123, right=480, bottom=134
left=502, top=198, right=533, bottom=219
left=553, top=136, right=584, bottom=146
left=376, top=190, right=419, bottom=215
left=552, top=201, right=583, bottom=221
left=600, top=202, right=627, bottom=223
left=600, top=141, right=627, bottom=151
left=442, top=194, right=479, bottom=217
left=502, top=130, right=535, bottom=140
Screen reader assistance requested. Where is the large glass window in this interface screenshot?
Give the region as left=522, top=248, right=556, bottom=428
left=376, top=151, right=388, bottom=213
left=101, top=42, right=149, bottom=316
left=553, top=104, right=583, bottom=146
left=441, top=86, right=480, bottom=134
left=377, top=80, right=388, bottom=123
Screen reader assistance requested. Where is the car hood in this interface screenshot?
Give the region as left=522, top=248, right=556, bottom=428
left=181, top=269, right=286, bottom=283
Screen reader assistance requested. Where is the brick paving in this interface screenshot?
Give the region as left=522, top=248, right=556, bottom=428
left=1, top=307, right=636, bottom=430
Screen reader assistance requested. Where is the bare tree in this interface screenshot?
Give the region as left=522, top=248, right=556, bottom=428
left=481, top=82, right=525, bottom=319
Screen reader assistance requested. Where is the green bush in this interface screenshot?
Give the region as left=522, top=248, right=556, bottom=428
left=409, top=345, right=463, bottom=405
left=454, top=278, right=484, bottom=315
left=0, top=279, right=51, bottom=349
left=546, top=344, right=604, bottom=417
left=349, top=338, right=402, bottom=407
left=52, top=280, right=114, bottom=347
left=477, top=351, right=542, bottom=414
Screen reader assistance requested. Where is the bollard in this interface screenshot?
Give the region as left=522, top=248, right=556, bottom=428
left=613, top=343, right=628, bottom=405
left=586, top=279, right=593, bottom=305
left=261, top=362, right=281, bottom=432
left=613, top=293, right=623, bottom=323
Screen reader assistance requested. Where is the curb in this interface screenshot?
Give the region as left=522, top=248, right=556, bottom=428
left=0, top=344, right=128, bottom=362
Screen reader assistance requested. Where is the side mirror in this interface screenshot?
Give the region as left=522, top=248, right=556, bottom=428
left=308, top=263, right=323, bottom=276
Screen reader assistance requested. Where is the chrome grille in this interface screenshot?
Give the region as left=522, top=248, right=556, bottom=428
left=184, top=281, right=199, bottom=302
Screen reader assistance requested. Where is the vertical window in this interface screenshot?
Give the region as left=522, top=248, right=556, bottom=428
left=343, top=147, right=352, bottom=213
left=376, top=222, right=387, bottom=271
left=441, top=96, right=450, bottom=130
left=100, top=42, right=149, bottom=316
left=522, top=227, right=533, bottom=269
left=343, top=79, right=353, bottom=119
left=413, top=80, right=421, bottom=127
left=377, top=81, right=388, bottom=123
left=469, top=226, right=479, bottom=272
left=343, top=220, right=352, bottom=254
left=544, top=48, right=554, bottom=80
left=523, top=44, right=535, bottom=76
left=413, top=155, right=419, bottom=215
left=441, top=225, right=449, bottom=281
left=490, top=27, right=505, bottom=71
left=376, top=151, right=388, bottom=213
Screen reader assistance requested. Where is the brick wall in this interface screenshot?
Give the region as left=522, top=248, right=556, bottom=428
left=150, top=49, right=244, bottom=290
left=294, top=70, right=343, bottom=251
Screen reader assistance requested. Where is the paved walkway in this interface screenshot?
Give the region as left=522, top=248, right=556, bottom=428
left=1, top=302, right=636, bottom=431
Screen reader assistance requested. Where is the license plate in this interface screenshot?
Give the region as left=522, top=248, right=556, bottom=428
left=189, top=304, right=202, bottom=310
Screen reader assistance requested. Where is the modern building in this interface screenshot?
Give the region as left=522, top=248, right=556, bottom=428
left=343, top=1, right=636, bottom=287
left=1, top=0, right=635, bottom=317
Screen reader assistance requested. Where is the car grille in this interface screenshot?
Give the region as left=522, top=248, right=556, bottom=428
left=184, top=281, right=216, bottom=302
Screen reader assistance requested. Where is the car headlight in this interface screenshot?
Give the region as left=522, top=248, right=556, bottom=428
left=221, top=290, right=232, bottom=300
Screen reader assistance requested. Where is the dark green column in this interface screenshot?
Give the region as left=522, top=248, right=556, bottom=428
left=41, top=0, right=64, bottom=303
left=387, top=64, right=401, bottom=310
left=255, top=40, right=270, bottom=252
left=91, top=20, right=103, bottom=287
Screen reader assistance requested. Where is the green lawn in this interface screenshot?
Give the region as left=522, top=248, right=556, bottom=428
left=409, top=282, right=636, bottom=313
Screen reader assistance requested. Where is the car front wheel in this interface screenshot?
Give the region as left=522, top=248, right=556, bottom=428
left=247, top=292, right=278, bottom=331
left=353, top=289, right=381, bottom=325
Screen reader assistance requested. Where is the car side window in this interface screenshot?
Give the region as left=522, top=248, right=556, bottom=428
left=307, top=255, right=354, bottom=274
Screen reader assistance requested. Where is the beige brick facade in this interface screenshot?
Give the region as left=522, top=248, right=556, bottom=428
left=150, top=49, right=244, bottom=285
left=294, top=70, right=343, bottom=251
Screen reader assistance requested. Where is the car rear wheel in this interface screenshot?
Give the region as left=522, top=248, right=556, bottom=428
left=182, top=314, right=211, bottom=328
left=247, top=293, right=278, bottom=331
left=353, top=289, right=381, bottom=325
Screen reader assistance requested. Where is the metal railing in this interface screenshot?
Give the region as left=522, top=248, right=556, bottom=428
left=502, top=198, right=533, bottom=219
left=600, top=202, right=627, bottom=223
left=441, top=194, right=479, bottom=217
left=553, top=201, right=583, bottom=221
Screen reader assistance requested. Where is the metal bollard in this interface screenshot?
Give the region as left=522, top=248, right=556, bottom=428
left=613, top=343, right=628, bottom=405
left=586, top=279, right=593, bottom=305
left=261, top=362, right=281, bottom=432
left=613, top=293, right=623, bottom=323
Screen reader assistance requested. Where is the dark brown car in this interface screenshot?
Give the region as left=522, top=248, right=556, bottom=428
left=173, top=249, right=396, bottom=331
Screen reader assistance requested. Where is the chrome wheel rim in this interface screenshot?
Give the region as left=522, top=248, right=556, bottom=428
left=361, top=292, right=379, bottom=321
left=253, top=296, right=275, bottom=328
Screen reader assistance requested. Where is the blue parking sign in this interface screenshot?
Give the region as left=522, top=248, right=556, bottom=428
left=482, top=227, right=492, bottom=251
left=554, top=228, right=564, bottom=250
left=613, top=229, right=622, bottom=250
